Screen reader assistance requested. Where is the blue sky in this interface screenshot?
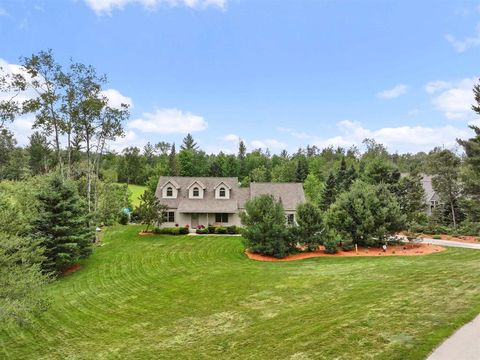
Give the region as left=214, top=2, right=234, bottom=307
left=1, top=0, right=480, bottom=154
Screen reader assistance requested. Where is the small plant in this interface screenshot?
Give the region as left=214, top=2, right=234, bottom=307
left=323, top=230, right=340, bottom=254
left=119, top=211, right=129, bottom=225
left=215, top=227, right=228, bottom=234
left=342, top=241, right=354, bottom=251
left=196, top=228, right=209, bottom=234
left=227, top=225, right=238, bottom=234
left=432, top=235, right=442, bottom=240
left=152, top=227, right=189, bottom=235
left=207, top=225, right=217, bottom=234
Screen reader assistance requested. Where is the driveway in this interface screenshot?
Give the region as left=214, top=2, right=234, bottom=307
left=426, top=314, right=480, bottom=359
left=421, top=238, right=480, bottom=250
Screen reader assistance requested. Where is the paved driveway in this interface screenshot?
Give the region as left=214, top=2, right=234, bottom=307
left=426, top=315, right=480, bottom=359
left=421, top=238, right=480, bottom=250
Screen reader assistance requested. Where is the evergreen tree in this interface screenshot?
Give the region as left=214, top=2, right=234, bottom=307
left=294, top=202, right=323, bottom=251
left=319, top=172, right=337, bottom=211
left=397, top=172, right=427, bottom=227
left=457, top=125, right=480, bottom=221
left=295, top=155, right=309, bottom=182
left=344, top=165, right=357, bottom=191
left=168, top=143, right=179, bottom=176
left=32, top=176, right=94, bottom=274
left=0, top=128, right=16, bottom=179
left=27, top=131, right=51, bottom=175
left=238, top=140, right=247, bottom=178
left=335, top=157, right=347, bottom=191
left=180, top=133, right=198, bottom=151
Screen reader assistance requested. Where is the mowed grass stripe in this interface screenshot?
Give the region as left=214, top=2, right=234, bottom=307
left=2, top=225, right=480, bottom=359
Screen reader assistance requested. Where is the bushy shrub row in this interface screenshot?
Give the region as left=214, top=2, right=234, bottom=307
left=197, top=225, right=240, bottom=234
left=152, top=226, right=189, bottom=235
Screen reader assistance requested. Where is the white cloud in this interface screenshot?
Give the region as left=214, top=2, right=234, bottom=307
left=376, top=84, right=409, bottom=99
left=101, top=88, right=133, bottom=109
left=106, top=130, right=147, bottom=152
left=446, top=24, right=480, bottom=52
left=223, top=133, right=239, bottom=142
left=128, top=108, right=208, bottom=134
left=84, top=0, right=226, bottom=15
left=251, top=138, right=287, bottom=150
left=8, top=116, right=35, bottom=146
left=429, top=77, right=476, bottom=119
left=277, top=127, right=311, bottom=139
left=313, top=120, right=470, bottom=153
left=0, top=7, right=8, bottom=16
left=0, top=58, right=36, bottom=104
left=425, top=80, right=451, bottom=94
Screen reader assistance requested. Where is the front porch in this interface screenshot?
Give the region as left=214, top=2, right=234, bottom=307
left=183, top=212, right=241, bottom=230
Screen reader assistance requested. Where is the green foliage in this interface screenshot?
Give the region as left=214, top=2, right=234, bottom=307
left=195, top=228, right=209, bottom=234
left=432, top=235, right=442, bottom=240
left=136, top=189, right=168, bottom=232
left=152, top=226, right=189, bottom=235
left=0, top=232, right=50, bottom=326
left=215, top=226, right=228, bottom=234
left=325, top=181, right=405, bottom=246
left=294, top=202, right=323, bottom=251
left=32, top=176, right=94, bottom=274
left=240, top=194, right=293, bottom=258
left=323, top=231, right=340, bottom=254
left=303, top=173, right=323, bottom=205
left=319, top=172, right=337, bottom=211
left=96, top=182, right=130, bottom=225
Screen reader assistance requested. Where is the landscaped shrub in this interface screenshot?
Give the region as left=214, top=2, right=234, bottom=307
left=227, top=225, right=238, bottom=234
left=325, top=181, right=405, bottom=247
left=324, top=236, right=339, bottom=254
left=215, top=227, right=228, bottom=234
left=240, top=194, right=294, bottom=258
left=207, top=225, right=217, bottom=234
left=119, top=211, right=129, bottom=225
left=294, top=202, right=323, bottom=251
left=196, top=228, right=209, bottom=234
left=432, top=235, right=442, bottom=239
left=341, top=240, right=354, bottom=251
left=152, top=227, right=189, bottom=235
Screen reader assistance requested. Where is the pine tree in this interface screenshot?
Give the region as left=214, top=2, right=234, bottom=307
left=32, top=176, right=94, bottom=274
left=335, top=157, right=347, bottom=191
left=180, top=133, right=198, bottom=151
left=295, top=155, right=309, bottom=182
left=168, top=143, right=179, bottom=176
left=343, top=165, right=357, bottom=192
left=319, top=172, right=337, bottom=211
left=238, top=140, right=247, bottom=178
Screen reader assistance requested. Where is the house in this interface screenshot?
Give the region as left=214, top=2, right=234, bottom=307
left=421, top=174, right=441, bottom=216
left=155, top=176, right=305, bottom=229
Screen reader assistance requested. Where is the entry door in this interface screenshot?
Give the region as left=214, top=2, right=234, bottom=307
left=191, top=213, right=199, bottom=228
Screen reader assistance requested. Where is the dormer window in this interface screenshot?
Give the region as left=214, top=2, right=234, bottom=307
left=193, top=187, right=200, bottom=197
left=214, top=181, right=231, bottom=199
left=161, top=180, right=179, bottom=199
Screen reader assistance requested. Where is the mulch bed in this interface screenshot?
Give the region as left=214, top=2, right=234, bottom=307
left=246, top=243, right=446, bottom=262
left=63, top=263, right=81, bottom=275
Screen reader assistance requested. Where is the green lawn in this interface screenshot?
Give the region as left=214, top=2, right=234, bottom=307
left=2, top=226, right=480, bottom=359
left=127, top=184, right=147, bottom=207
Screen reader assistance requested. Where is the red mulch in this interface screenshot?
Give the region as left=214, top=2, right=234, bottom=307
left=63, top=263, right=81, bottom=275
left=246, top=243, right=445, bottom=262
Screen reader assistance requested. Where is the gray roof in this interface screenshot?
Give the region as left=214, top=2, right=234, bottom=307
left=156, top=177, right=242, bottom=213
left=250, top=182, right=306, bottom=210
left=156, top=177, right=305, bottom=212
left=421, top=174, right=439, bottom=202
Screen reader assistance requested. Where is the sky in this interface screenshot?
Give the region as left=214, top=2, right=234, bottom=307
left=1, top=0, right=480, bottom=154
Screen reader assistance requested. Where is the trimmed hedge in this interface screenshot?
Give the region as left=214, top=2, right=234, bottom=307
left=152, top=227, right=189, bottom=235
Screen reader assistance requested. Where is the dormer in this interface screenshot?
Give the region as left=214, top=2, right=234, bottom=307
left=161, top=179, right=180, bottom=199
left=214, top=181, right=231, bottom=199
left=187, top=180, right=206, bottom=199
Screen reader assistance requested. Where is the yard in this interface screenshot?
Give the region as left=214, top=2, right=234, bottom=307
left=2, top=225, right=480, bottom=359
left=127, top=184, right=147, bottom=207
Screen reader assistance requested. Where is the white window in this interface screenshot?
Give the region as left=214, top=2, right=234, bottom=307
left=193, top=187, right=200, bottom=197
left=219, top=187, right=226, bottom=197
left=215, top=213, right=229, bottom=223
left=166, top=187, right=173, bottom=197
left=163, top=211, right=175, bottom=223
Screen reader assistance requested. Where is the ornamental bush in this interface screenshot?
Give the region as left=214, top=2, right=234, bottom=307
left=325, top=180, right=405, bottom=247
left=240, top=194, right=294, bottom=258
